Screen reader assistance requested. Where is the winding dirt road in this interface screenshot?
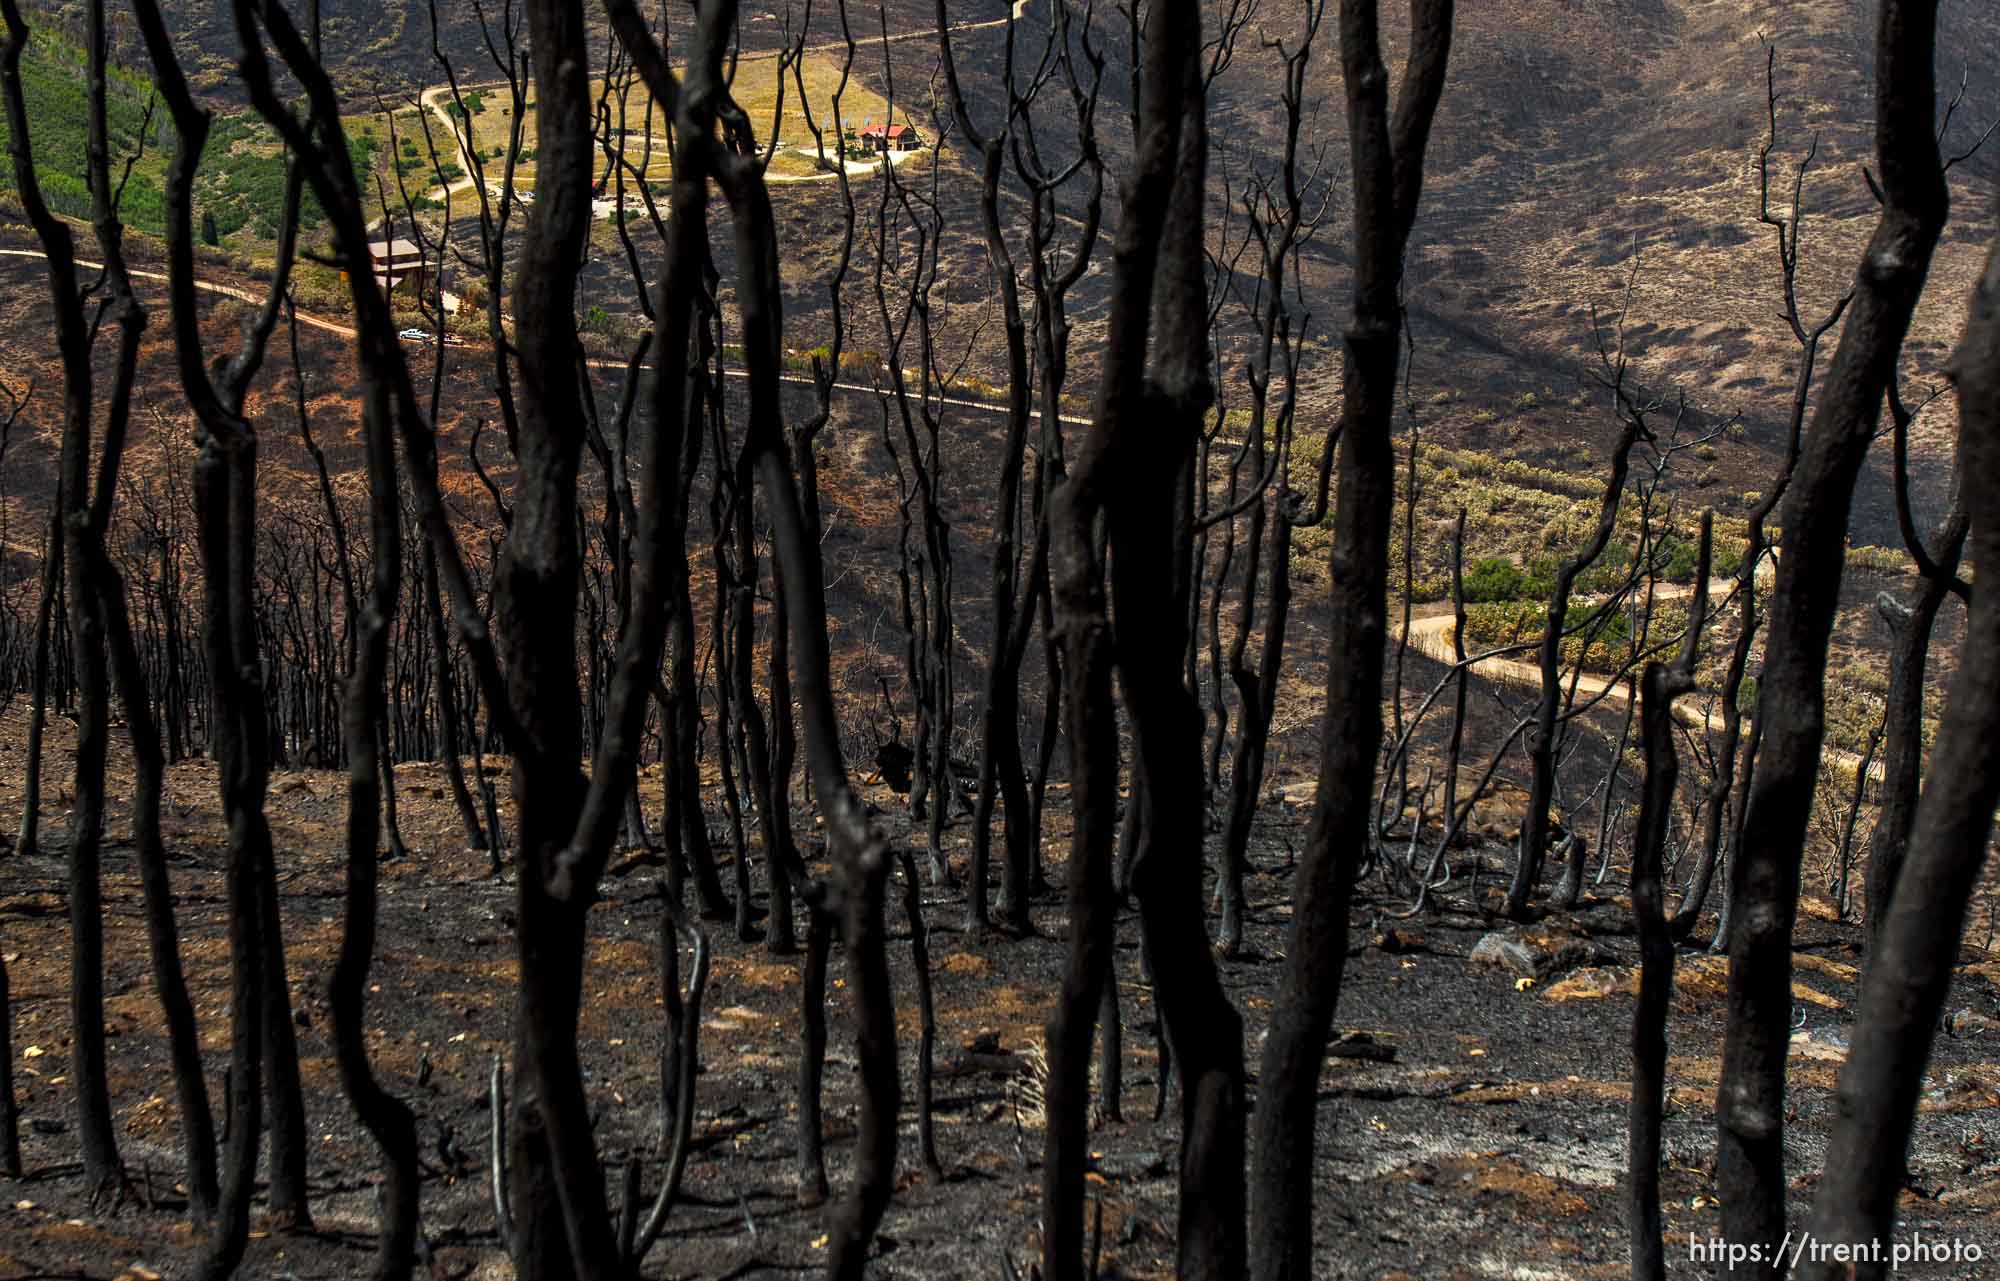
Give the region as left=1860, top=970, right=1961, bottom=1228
left=1393, top=569, right=1884, bottom=779
left=1394, top=579, right=1732, bottom=710
left=0, top=247, right=1089, bottom=429
left=0, top=248, right=359, bottom=338
left=0, top=243, right=1888, bottom=786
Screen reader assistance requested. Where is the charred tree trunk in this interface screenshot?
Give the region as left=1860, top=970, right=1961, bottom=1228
left=139, top=0, right=333, bottom=1234
left=1672, top=53, right=1850, bottom=940
left=12, top=506, right=59, bottom=859
left=1215, top=75, right=1317, bottom=948
left=220, top=0, right=449, bottom=1269
left=1797, top=209, right=2000, bottom=1281
left=1507, top=416, right=1642, bottom=919
left=1629, top=519, right=1710, bottom=1281
left=937, top=0, right=1033, bottom=932
left=0, top=942, right=16, bottom=1177
left=1439, top=507, right=1469, bottom=845
left=895, top=848, right=944, bottom=1178
left=1251, top=6, right=1452, bottom=1281
left=1043, top=3, right=1254, bottom=1275
left=428, top=544, right=489, bottom=850
left=489, top=2, right=619, bottom=1273
left=1715, top=4, right=1948, bottom=1266
left=598, top=0, right=909, bottom=1265
left=1126, top=80, right=1243, bottom=1280
left=0, top=0, right=125, bottom=1192
left=795, top=904, right=832, bottom=1204
left=1861, top=433, right=1967, bottom=944
left=764, top=563, right=800, bottom=953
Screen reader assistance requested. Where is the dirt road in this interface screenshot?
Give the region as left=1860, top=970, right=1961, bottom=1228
left=0, top=247, right=1090, bottom=429
left=1393, top=568, right=1884, bottom=778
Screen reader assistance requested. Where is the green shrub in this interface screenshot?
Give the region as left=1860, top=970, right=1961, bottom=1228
left=1575, top=542, right=1633, bottom=595
left=1659, top=536, right=1702, bottom=585
left=1713, top=540, right=1746, bottom=580
left=1462, top=598, right=1635, bottom=668
left=192, top=115, right=379, bottom=244
left=1461, top=556, right=1528, bottom=603
left=1658, top=531, right=1748, bottom=584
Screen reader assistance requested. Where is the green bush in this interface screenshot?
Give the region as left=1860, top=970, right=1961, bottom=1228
left=1575, top=542, right=1632, bottom=595
left=1656, top=531, right=1748, bottom=584
left=1462, top=598, right=1635, bottom=669
left=1713, top=540, right=1745, bottom=580
left=1659, top=536, right=1702, bottom=585
left=1461, top=556, right=1528, bottom=602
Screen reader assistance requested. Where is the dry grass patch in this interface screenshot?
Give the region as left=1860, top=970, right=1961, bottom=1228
left=463, top=51, right=899, bottom=191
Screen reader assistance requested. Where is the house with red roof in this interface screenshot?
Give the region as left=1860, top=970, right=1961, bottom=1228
left=859, top=122, right=923, bottom=153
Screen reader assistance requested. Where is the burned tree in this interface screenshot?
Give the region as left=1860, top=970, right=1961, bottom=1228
left=1251, top=5, right=1452, bottom=1281
left=1041, top=0, right=1271, bottom=1273
left=132, top=0, right=319, bottom=1236
left=1671, top=49, right=1853, bottom=942
left=936, top=0, right=1033, bottom=932
left=1796, top=194, right=2000, bottom=1281
left=1628, top=515, right=1711, bottom=1281
left=869, top=54, right=958, bottom=891
left=10, top=495, right=57, bottom=861
left=1714, top=2, right=1950, bottom=1267
left=1506, top=367, right=1647, bottom=918
left=1214, top=0, right=1326, bottom=957
left=1861, top=385, right=1968, bottom=944
left=0, top=0, right=210, bottom=1207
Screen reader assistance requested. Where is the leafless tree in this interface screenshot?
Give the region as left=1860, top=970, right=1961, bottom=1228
left=131, top=0, right=319, bottom=1239
left=1860, top=386, right=1967, bottom=945
left=1714, top=1, right=1950, bottom=1268
left=1250, top=7, right=1452, bottom=1280
left=1628, top=515, right=1711, bottom=1281
left=1214, top=0, right=1329, bottom=957
left=10, top=501, right=60, bottom=860
left=609, top=1, right=903, bottom=1274
left=1041, top=0, right=1225, bottom=1272
left=1670, top=49, right=1852, bottom=942
left=938, top=0, right=1034, bottom=931
left=3, top=0, right=176, bottom=1206
left=1507, top=291, right=1660, bottom=919
left=1796, top=196, right=2000, bottom=1281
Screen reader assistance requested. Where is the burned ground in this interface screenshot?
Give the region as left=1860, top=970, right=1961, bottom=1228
left=1, top=690, right=1996, bottom=1280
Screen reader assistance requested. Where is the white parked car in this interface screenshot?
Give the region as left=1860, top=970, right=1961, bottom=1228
left=399, top=327, right=432, bottom=343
